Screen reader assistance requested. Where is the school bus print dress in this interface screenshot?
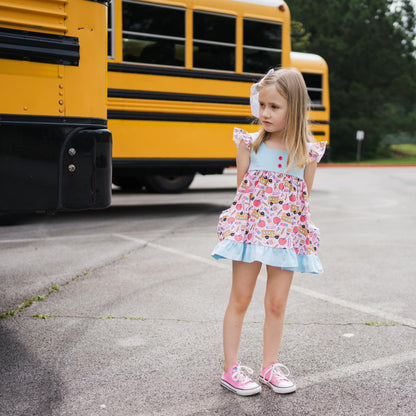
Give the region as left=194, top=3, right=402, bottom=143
left=212, top=128, right=326, bottom=274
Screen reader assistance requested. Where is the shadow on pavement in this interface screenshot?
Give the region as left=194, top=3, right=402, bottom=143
left=0, top=202, right=229, bottom=227
left=0, top=326, right=62, bottom=416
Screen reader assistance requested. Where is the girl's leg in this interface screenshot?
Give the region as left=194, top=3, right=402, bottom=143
left=262, top=266, right=294, bottom=370
left=223, top=260, right=261, bottom=371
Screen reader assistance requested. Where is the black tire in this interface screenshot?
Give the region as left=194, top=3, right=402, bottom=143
left=0, top=213, right=27, bottom=225
left=112, top=176, right=144, bottom=191
left=143, top=173, right=195, bottom=193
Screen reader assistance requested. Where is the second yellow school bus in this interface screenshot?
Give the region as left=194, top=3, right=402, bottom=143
left=290, top=51, right=330, bottom=145
left=107, top=0, right=329, bottom=192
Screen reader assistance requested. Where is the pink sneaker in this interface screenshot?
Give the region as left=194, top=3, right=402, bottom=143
left=259, top=363, right=296, bottom=394
left=220, top=364, right=262, bottom=396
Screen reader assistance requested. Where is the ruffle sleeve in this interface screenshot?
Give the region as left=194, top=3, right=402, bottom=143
left=233, top=128, right=253, bottom=150
left=308, top=141, right=326, bottom=163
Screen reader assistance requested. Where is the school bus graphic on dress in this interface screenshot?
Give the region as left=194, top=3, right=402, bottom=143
left=240, top=180, right=249, bottom=190
left=261, top=230, right=279, bottom=239
left=220, top=214, right=229, bottom=223
left=259, top=176, right=272, bottom=186
left=236, top=213, right=248, bottom=221
left=268, top=196, right=284, bottom=205
left=291, top=205, right=301, bottom=215
left=252, top=210, right=264, bottom=219
left=307, top=246, right=317, bottom=254
left=285, top=180, right=296, bottom=192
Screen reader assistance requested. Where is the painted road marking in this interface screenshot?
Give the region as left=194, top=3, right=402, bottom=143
left=2, top=232, right=414, bottom=329
left=297, top=349, right=416, bottom=389
left=114, top=234, right=416, bottom=329
left=114, top=234, right=416, bottom=391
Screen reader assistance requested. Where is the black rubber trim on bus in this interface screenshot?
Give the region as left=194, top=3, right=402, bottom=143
left=85, top=0, right=110, bottom=5
left=107, top=111, right=252, bottom=124
left=108, top=62, right=259, bottom=83
left=0, top=28, right=80, bottom=66
left=108, top=89, right=250, bottom=105
left=113, top=158, right=236, bottom=169
left=0, top=114, right=107, bottom=128
left=309, top=120, right=330, bottom=125
left=109, top=89, right=326, bottom=111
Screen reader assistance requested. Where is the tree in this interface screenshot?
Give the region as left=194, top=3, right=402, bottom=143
left=289, top=0, right=416, bottom=160
left=291, top=20, right=310, bottom=52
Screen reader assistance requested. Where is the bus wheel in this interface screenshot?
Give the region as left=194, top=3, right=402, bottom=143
left=112, top=177, right=144, bottom=191
left=144, top=173, right=195, bottom=193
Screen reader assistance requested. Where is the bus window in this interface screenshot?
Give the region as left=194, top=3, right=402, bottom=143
left=193, top=11, right=236, bottom=71
left=108, top=0, right=115, bottom=59
left=122, top=1, right=185, bottom=66
left=303, top=73, right=323, bottom=106
left=243, top=18, right=282, bottom=74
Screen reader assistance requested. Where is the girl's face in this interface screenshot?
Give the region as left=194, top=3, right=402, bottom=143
left=258, top=85, right=288, bottom=139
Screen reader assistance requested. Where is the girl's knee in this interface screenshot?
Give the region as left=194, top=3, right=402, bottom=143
left=229, top=294, right=252, bottom=315
left=264, top=298, right=286, bottom=318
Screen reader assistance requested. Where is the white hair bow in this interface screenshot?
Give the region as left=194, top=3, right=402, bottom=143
left=250, top=68, right=275, bottom=118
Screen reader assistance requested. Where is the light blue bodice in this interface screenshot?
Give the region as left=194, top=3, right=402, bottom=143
left=248, top=142, right=305, bottom=180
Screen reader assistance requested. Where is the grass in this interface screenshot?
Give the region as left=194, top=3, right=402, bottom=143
left=365, top=321, right=397, bottom=327
left=330, top=143, right=416, bottom=165
left=99, top=315, right=146, bottom=321
left=357, top=156, right=416, bottom=165
left=0, top=283, right=59, bottom=319
left=33, top=314, right=57, bottom=319
left=391, top=143, right=416, bottom=157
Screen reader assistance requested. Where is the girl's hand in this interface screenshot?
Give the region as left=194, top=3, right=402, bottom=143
left=236, top=144, right=250, bottom=187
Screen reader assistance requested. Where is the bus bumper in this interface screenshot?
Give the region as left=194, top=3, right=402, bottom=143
left=0, top=123, right=112, bottom=213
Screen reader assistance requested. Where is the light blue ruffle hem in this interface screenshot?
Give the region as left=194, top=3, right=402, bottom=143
left=211, top=240, right=323, bottom=274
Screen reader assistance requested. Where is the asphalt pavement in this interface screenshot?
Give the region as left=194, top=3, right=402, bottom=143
left=0, top=167, right=415, bottom=416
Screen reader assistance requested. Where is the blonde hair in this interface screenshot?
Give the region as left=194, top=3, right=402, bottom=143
left=252, top=67, right=314, bottom=169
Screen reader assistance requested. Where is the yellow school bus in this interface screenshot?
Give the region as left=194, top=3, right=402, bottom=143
left=108, top=0, right=329, bottom=192
left=290, top=51, right=330, bottom=146
left=0, top=0, right=112, bottom=213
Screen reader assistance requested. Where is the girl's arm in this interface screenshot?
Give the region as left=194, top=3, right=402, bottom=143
left=304, top=160, right=318, bottom=195
left=236, top=144, right=250, bottom=187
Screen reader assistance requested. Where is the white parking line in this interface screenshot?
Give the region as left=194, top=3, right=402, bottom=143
left=114, top=234, right=416, bottom=329
left=115, top=234, right=416, bottom=391
left=5, top=231, right=413, bottom=329
left=114, top=233, right=230, bottom=269
left=297, top=349, right=416, bottom=389
left=290, top=285, right=416, bottom=329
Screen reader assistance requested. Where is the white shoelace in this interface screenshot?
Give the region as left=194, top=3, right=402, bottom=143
left=262, top=363, right=290, bottom=382
left=232, top=364, right=254, bottom=383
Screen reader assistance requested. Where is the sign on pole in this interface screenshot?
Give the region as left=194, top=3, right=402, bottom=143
left=356, top=130, right=365, bottom=141
left=356, top=130, right=365, bottom=162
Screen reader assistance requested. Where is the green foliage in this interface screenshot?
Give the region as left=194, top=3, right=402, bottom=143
left=99, top=315, right=146, bottom=321
left=291, top=21, right=311, bottom=51
left=365, top=321, right=397, bottom=326
left=0, top=283, right=59, bottom=319
left=391, top=143, right=416, bottom=156
left=33, top=314, right=57, bottom=319
left=289, top=0, right=416, bottom=160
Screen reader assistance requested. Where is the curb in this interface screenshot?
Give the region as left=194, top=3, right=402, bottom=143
left=320, top=164, right=416, bottom=168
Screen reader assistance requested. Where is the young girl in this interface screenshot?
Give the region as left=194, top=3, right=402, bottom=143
left=212, top=67, right=326, bottom=396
